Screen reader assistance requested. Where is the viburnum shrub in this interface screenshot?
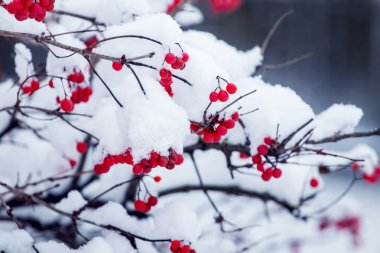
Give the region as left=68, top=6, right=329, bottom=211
left=0, top=1, right=379, bottom=253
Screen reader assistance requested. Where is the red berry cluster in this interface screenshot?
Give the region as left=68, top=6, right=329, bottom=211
left=190, top=112, right=239, bottom=143
left=164, top=52, right=189, bottom=71
left=251, top=137, right=283, bottom=181
left=68, top=71, right=85, bottom=84
left=94, top=149, right=134, bottom=175
left=21, top=79, right=40, bottom=95
left=70, top=86, right=93, bottom=104
left=134, top=195, right=158, bottom=213
left=93, top=148, right=184, bottom=175
left=167, top=0, right=181, bottom=14
left=209, top=83, right=237, bottom=103
left=159, top=68, right=174, bottom=97
left=352, top=162, right=380, bottom=184
left=57, top=72, right=92, bottom=113
left=132, top=149, right=184, bottom=175
left=2, top=0, right=55, bottom=22
left=170, top=240, right=196, bottom=253
left=319, top=216, right=360, bottom=246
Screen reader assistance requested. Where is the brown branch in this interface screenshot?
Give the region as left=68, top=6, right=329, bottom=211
left=306, top=128, right=380, bottom=145
left=261, top=10, right=294, bottom=55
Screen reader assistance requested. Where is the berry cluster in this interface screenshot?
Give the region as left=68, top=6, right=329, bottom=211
left=170, top=240, right=196, bottom=253
left=362, top=165, right=380, bottom=184
left=70, top=86, right=93, bottom=104
left=94, top=149, right=133, bottom=175
left=209, top=81, right=237, bottom=103
left=132, top=149, right=184, bottom=174
left=21, top=79, right=40, bottom=96
left=134, top=196, right=158, bottom=213
left=191, top=112, right=239, bottom=143
left=164, top=52, right=189, bottom=71
left=251, top=137, right=283, bottom=181
left=319, top=216, right=360, bottom=246
left=68, top=71, right=85, bottom=84
left=159, top=68, right=174, bottom=97
left=167, top=0, right=181, bottom=14
left=352, top=161, right=380, bottom=184
left=56, top=71, right=92, bottom=112
left=93, top=148, right=184, bottom=175
left=2, top=0, right=55, bottom=22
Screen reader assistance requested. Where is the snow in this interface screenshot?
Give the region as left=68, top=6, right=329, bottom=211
left=14, top=43, right=34, bottom=82
left=0, top=230, right=34, bottom=253
left=36, top=237, right=114, bottom=253
left=312, top=104, right=364, bottom=141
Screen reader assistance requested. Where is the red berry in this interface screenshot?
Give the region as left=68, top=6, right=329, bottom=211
left=273, top=168, right=282, bottom=178
left=48, top=79, right=54, bottom=88
left=262, top=168, right=273, bottom=181
left=112, top=61, right=123, bottom=71
left=231, top=112, right=239, bottom=121
left=159, top=68, right=171, bottom=78
left=60, top=99, right=74, bottom=112
left=147, top=196, right=158, bottom=206
left=224, top=119, right=235, bottom=129
left=217, top=90, right=229, bottom=102
left=310, top=178, right=319, bottom=188
left=175, top=154, right=184, bottom=165
left=158, top=156, right=169, bottom=167
left=69, top=159, right=76, bottom=168
left=94, top=164, right=108, bottom=174
left=226, top=83, right=237, bottom=94
left=257, top=163, right=264, bottom=172
left=203, top=131, right=214, bottom=143
left=363, top=173, right=378, bottom=184
left=352, top=162, right=360, bottom=172
left=154, top=176, right=161, bottom=182
left=239, top=153, right=249, bottom=159
left=170, top=240, right=181, bottom=252
left=76, top=72, right=84, bottom=83
left=209, top=91, right=218, bottom=102
left=216, top=125, right=228, bottom=136
left=166, top=161, right=176, bottom=170
left=251, top=154, right=262, bottom=164
left=264, top=136, right=273, bottom=146
left=213, top=133, right=222, bottom=143
left=134, top=200, right=146, bottom=212
left=133, top=164, right=143, bottom=174
left=76, top=142, right=88, bottom=154
left=165, top=53, right=176, bottom=64
left=22, top=86, right=31, bottom=94
left=257, top=145, right=269, bottom=156
left=180, top=245, right=190, bottom=253
left=181, top=52, right=189, bottom=62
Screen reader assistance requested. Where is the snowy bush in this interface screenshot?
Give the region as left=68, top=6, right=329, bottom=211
left=0, top=1, right=379, bottom=253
